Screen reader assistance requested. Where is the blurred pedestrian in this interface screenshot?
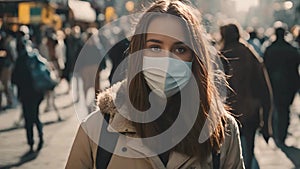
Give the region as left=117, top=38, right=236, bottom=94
left=247, top=28, right=263, bottom=57
left=94, top=31, right=129, bottom=96
left=61, top=26, right=73, bottom=91
left=107, top=30, right=129, bottom=85
left=264, top=27, right=300, bottom=146
left=39, top=29, right=62, bottom=121
left=220, top=23, right=273, bottom=169
left=66, top=1, right=244, bottom=168
left=62, top=26, right=83, bottom=101
left=55, top=30, right=66, bottom=76
left=77, top=28, right=104, bottom=111
left=12, top=26, right=44, bottom=153
left=0, top=27, right=16, bottom=110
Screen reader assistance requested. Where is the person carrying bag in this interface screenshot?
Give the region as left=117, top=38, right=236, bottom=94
left=26, top=49, right=58, bottom=93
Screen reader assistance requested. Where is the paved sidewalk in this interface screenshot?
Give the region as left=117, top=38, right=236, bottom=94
left=255, top=93, right=300, bottom=169
left=15, top=113, right=79, bottom=169
left=0, top=80, right=82, bottom=169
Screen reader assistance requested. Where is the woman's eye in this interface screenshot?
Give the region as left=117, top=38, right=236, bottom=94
left=175, top=47, right=186, bottom=54
left=149, top=46, right=161, bottom=52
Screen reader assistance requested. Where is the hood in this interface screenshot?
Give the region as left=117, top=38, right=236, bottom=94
left=97, top=80, right=136, bottom=133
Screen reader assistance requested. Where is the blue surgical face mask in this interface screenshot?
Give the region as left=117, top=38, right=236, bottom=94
left=142, top=56, right=192, bottom=97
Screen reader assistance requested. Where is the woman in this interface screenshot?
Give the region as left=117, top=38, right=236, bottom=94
left=66, top=0, right=244, bottom=168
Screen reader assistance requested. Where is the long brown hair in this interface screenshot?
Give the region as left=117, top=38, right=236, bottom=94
left=127, top=0, right=227, bottom=161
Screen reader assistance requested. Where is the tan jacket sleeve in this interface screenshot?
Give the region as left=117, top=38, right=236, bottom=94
left=65, top=122, right=94, bottom=169
left=221, top=115, right=245, bottom=169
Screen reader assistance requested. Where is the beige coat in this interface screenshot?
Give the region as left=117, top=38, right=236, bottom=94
left=66, top=82, right=245, bottom=169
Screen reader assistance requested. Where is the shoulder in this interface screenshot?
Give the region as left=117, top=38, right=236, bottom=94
left=220, top=113, right=244, bottom=168
left=81, top=110, right=103, bottom=126
left=223, top=113, right=240, bottom=136
left=78, top=110, right=103, bottom=145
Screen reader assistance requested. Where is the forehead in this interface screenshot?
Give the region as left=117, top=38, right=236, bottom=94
left=146, top=16, right=188, bottom=42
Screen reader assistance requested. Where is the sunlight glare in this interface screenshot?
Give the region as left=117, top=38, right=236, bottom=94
left=233, top=0, right=259, bottom=12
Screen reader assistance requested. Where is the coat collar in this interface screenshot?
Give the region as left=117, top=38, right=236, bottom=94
left=125, top=138, right=192, bottom=169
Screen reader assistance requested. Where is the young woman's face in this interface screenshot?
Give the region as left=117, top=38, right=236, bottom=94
left=144, top=16, right=193, bottom=62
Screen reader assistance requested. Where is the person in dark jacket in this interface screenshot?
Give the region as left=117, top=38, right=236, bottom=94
left=0, top=28, right=16, bottom=110
left=220, top=23, right=273, bottom=169
left=264, top=27, right=300, bottom=146
left=12, top=26, right=44, bottom=153
left=62, top=26, right=83, bottom=96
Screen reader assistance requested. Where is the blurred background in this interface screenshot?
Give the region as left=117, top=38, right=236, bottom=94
left=0, top=0, right=299, bottom=169
left=1, top=0, right=300, bottom=33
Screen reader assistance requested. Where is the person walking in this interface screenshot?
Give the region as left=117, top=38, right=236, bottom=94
left=247, top=29, right=263, bottom=57
left=0, top=28, right=16, bottom=110
left=62, top=26, right=83, bottom=100
left=12, top=26, right=44, bottom=153
left=39, top=29, right=62, bottom=121
left=220, top=23, right=273, bottom=169
left=264, top=27, right=300, bottom=146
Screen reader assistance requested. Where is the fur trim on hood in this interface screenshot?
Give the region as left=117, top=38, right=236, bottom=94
left=96, top=80, right=127, bottom=124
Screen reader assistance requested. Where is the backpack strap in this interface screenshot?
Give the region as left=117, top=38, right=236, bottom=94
left=212, top=150, right=221, bottom=169
left=96, top=113, right=119, bottom=169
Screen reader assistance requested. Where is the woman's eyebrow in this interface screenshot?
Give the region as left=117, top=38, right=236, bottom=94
left=146, top=39, right=163, bottom=43
left=174, top=41, right=185, bottom=45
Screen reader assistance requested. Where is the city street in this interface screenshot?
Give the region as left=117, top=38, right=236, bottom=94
left=0, top=80, right=86, bottom=169
left=0, top=0, right=299, bottom=169
left=0, top=80, right=299, bottom=169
